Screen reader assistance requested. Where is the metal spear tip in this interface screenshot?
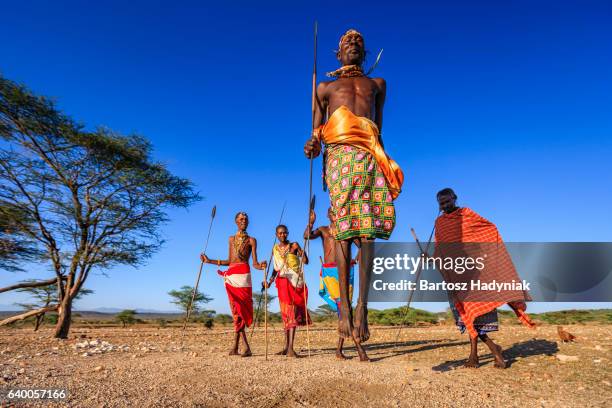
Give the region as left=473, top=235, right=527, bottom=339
left=310, top=195, right=316, bottom=211
left=410, top=228, right=418, bottom=240
left=211, top=205, right=217, bottom=218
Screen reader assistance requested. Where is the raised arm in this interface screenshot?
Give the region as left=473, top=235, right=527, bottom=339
left=304, top=209, right=322, bottom=240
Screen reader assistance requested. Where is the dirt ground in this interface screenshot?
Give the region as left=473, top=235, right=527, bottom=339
left=0, top=323, right=610, bottom=407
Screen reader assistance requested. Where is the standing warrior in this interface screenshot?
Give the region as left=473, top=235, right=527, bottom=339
left=265, top=225, right=310, bottom=358
left=200, top=212, right=266, bottom=357
left=303, top=29, right=404, bottom=359
left=304, top=207, right=356, bottom=359
left=435, top=188, right=535, bottom=368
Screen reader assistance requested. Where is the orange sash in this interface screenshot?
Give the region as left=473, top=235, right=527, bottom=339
left=316, top=105, right=404, bottom=200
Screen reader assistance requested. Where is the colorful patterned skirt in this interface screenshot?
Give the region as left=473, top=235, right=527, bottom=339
left=325, top=144, right=396, bottom=240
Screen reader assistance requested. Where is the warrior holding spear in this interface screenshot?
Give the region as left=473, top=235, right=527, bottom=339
left=303, top=29, right=404, bottom=360
left=200, top=212, right=267, bottom=357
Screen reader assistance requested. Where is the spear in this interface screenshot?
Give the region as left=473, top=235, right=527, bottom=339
left=183, top=205, right=217, bottom=332
left=298, top=194, right=316, bottom=358
left=297, top=19, right=318, bottom=359
left=394, top=222, right=436, bottom=344
left=249, top=201, right=287, bottom=359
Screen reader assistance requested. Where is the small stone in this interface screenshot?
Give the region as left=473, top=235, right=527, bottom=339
left=94, top=366, right=103, bottom=372
left=593, top=359, right=602, bottom=363
left=556, top=354, right=579, bottom=362
left=17, top=368, right=25, bottom=374
left=603, top=380, right=611, bottom=387
left=81, top=352, right=90, bottom=357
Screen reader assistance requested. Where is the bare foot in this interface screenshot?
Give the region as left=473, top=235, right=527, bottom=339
left=464, top=355, right=479, bottom=368
left=355, top=341, right=370, bottom=362
left=492, top=344, right=506, bottom=369
left=241, top=350, right=252, bottom=358
left=286, top=349, right=299, bottom=358
left=338, top=307, right=353, bottom=339
left=353, top=302, right=370, bottom=343
left=335, top=350, right=347, bottom=360
left=229, top=349, right=239, bottom=356
left=275, top=349, right=287, bottom=356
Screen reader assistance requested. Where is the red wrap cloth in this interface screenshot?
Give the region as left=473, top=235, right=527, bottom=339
left=435, top=208, right=535, bottom=338
left=275, top=276, right=311, bottom=330
left=218, top=263, right=253, bottom=332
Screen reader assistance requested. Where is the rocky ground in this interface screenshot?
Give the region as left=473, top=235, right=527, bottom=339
left=0, top=324, right=610, bottom=407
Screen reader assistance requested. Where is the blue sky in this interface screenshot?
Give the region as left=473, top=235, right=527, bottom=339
left=1, top=1, right=611, bottom=314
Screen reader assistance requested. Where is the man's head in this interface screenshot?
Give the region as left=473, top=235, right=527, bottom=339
left=436, top=188, right=458, bottom=214
left=327, top=207, right=336, bottom=223
left=235, top=212, right=249, bottom=231
left=336, top=29, right=365, bottom=67
left=276, top=224, right=288, bottom=242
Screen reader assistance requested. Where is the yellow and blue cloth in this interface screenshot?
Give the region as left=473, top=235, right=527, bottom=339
left=319, top=262, right=354, bottom=316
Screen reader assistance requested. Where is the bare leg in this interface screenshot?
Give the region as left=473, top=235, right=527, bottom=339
left=464, top=336, right=479, bottom=368
left=229, top=332, right=240, bottom=355
left=479, top=334, right=506, bottom=368
left=353, top=238, right=371, bottom=343
left=276, top=330, right=289, bottom=355
left=336, top=337, right=347, bottom=360
left=336, top=240, right=353, bottom=339
left=239, top=328, right=251, bottom=357
left=287, top=327, right=299, bottom=358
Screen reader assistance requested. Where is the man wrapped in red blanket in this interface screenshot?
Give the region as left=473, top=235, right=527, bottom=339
left=434, top=188, right=535, bottom=368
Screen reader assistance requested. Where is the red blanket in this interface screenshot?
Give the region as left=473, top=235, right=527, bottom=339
left=218, top=263, right=253, bottom=332
left=435, top=208, right=535, bottom=338
left=276, top=276, right=311, bottom=329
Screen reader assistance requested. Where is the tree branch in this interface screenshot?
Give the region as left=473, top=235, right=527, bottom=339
left=0, top=277, right=66, bottom=294
left=0, top=305, right=58, bottom=326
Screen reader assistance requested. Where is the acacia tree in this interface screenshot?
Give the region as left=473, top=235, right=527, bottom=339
left=168, top=285, right=212, bottom=317
left=115, top=309, right=138, bottom=328
left=0, top=75, right=199, bottom=338
left=15, top=283, right=93, bottom=331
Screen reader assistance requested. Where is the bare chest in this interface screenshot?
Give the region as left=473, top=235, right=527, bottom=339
left=326, top=77, right=378, bottom=117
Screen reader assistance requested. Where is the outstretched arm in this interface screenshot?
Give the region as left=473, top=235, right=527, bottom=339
left=200, top=237, right=231, bottom=266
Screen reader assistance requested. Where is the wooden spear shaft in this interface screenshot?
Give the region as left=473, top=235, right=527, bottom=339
left=183, top=205, right=217, bottom=333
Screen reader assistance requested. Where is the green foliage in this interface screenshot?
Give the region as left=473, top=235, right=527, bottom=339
left=0, top=74, right=200, bottom=337
left=252, top=292, right=277, bottom=324
left=530, top=309, right=612, bottom=325
left=368, top=306, right=439, bottom=326
left=168, top=286, right=212, bottom=315
left=0, top=205, right=40, bottom=271
left=157, top=318, right=167, bottom=328
left=214, top=314, right=233, bottom=325
left=116, top=309, right=137, bottom=327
